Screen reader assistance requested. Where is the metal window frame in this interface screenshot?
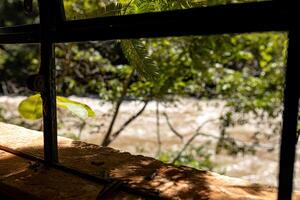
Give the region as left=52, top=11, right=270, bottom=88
left=0, top=1, right=299, bottom=199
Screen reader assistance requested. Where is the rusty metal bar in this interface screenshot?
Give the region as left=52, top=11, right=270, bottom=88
left=54, top=1, right=289, bottom=42
left=38, top=0, right=58, bottom=164
left=277, top=30, right=300, bottom=200
left=0, top=24, right=40, bottom=44
left=0, top=2, right=290, bottom=44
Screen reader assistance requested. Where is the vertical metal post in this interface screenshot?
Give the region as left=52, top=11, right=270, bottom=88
left=55, top=0, right=66, bottom=23
left=278, top=30, right=300, bottom=200
left=38, top=0, right=58, bottom=164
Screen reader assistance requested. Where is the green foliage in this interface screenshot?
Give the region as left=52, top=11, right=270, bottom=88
left=59, top=132, right=80, bottom=140
left=18, top=94, right=95, bottom=120
left=18, top=94, right=43, bottom=120
left=0, top=44, right=39, bottom=94
left=0, top=0, right=39, bottom=26
left=63, top=0, right=123, bottom=20
left=215, top=33, right=286, bottom=117
left=158, top=145, right=214, bottom=170
left=1, top=0, right=289, bottom=154
left=56, top=96, right=95, bottom=119
left=121, top=40, right=158, bottom=80
left=63, top=0, right=205, bottom=20
left=55, top=42, right=131, bottom=101
left=62, top=0, right=264, bottom=20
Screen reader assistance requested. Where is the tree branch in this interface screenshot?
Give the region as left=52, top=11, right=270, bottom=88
left=171, top=118, right=218, bottom=164
left=101, top=69, right=135, bottom=146
left=171, top=117, right=275, bottom=164
left=162, top=112, right=183, bottom=141
left=110, top=101, right=148, bottom=142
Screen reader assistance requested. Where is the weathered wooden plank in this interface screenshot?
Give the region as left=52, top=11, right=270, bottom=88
left=1, top=122, right=299, bottom=199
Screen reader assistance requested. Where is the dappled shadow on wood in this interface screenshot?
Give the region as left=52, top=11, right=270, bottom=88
left=0, top=141, right=282, bottom=200
left=58, top=141, right=211, bottom=199
left=1, top=122, right=299, bottom=199
left=0, top=148, right=142, bottom=200
left=0, top=142, right=211, bottom=199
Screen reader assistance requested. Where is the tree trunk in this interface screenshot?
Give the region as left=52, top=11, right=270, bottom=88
left=101, top=69, right=135, bottom=146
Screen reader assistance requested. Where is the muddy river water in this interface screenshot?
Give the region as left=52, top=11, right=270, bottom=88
left=1, top=96, right=299, bottom=189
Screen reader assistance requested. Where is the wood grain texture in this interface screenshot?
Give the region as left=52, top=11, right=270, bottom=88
left=0, top=122, right=299, bottom=200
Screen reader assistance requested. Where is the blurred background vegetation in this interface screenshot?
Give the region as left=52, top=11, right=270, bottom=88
left=1, top=0, right=298, bottom=175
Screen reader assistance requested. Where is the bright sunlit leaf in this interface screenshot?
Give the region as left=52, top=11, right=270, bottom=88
left=18, top=94, right=95, bottom=120
left=56, top=96, right=95, bottom=119
left=18, top=94, right=43, bottom=120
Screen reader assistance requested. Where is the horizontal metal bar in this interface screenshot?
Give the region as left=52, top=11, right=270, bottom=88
left=54, top=1, right=289, bottom=43
left=0, top=2, right=290, bottom=44
left=0, top=145, right=163, bottom=199
left=0, top=24, right=40, bottom=34
left=0, top=24, right=40, bottom=44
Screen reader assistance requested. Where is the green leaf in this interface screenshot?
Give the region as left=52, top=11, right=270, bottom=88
left=18, top=94, right=43, bottom=120
left=121, top=40, right=159, bottom=80
left=18, top=95, right=95, bottom=120
left=56, top=96, right=95, bottom=119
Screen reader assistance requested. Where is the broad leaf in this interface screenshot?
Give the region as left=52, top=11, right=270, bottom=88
left=57, top=96, right=95, bottom=119
left=18, top=94, right=95, bottom=120
left=18, top=94, right=43, bottom=120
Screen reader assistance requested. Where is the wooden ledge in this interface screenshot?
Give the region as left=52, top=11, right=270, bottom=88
left=0, top=122, right=299, bottom=200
